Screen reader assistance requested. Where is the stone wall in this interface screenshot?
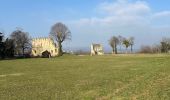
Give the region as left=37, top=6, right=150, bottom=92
left=31, top=38, right=58, bottom=57
left=91, top=44, right=104, bottom=56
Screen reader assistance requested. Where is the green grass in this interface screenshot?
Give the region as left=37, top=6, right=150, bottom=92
left=0, top=54, right=170, bottom=100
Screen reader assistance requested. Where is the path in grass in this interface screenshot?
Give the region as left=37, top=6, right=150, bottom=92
left=0, top=54, right=170, bottom=100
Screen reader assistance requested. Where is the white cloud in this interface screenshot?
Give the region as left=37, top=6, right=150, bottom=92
left=152, top=11, right=170, bottom=18
left=67, top=0, right=170, bottom=49
left=72, top=0, right=151, bottom=31
left=71, top=0, right=170, bottom=32
left=151, top=11, right=170, bottom=27
left=98, top=0, right=151, bottom=16
left=73, top=0, right=151, bottom=33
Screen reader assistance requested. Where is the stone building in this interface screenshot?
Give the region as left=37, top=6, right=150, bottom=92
left=91, top=44, right=104, bottom=56
left=31, top=37, right=58, bottom=57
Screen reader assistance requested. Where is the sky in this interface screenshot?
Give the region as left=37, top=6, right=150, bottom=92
left=0, top=0, right=170, bottom=52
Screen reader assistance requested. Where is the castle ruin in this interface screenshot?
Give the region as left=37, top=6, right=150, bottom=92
left=91, top=44, right=104, bottom=56
left=31, top=37, right=58, bottom=57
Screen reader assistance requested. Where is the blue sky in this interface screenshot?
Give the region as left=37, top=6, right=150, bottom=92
left=0, top=0, right=170, bottom=51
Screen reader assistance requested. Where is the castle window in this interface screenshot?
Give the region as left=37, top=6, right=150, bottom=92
left=55, top=49, right=57, bottom=53
left=51, top=50, right=53, bottom=53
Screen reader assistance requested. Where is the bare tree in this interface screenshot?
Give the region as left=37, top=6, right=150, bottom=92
left=4, top=38, right=15, bottom=57
left=118, top=35, right=124, bottom=52
left=109, top=36, right=119, bottom=54
left=50, top=22, right=71, bottom=56
left=129, top=37, right=134, bottom=53
left=10, top=29, right=31, bottom=56
left=139, top=45, right=152, bottom=53
left=160, top=37, right=170, bottom=53
left=152, top=44, right=161, bottom=53
left=139, top=45, right=161, bottom=54
left=123, top=39, right=130, bottom=54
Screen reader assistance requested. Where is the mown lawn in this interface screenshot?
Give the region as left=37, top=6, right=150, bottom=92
left=0, top=54, right=170, bottom=100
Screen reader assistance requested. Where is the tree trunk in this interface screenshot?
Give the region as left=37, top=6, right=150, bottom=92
left=112, top=49, right=115, bottom=54
left=112, top=43, right=117, bottom=54
left=126, top=47, right=128, bottom=54
left=57, top=41, right=63, bottom=56
left=131, top=45, right=133, bottom=53
left=22, top=47, right=25, bottom=56
left=119, top=45, right=121, bottom=53
left=115, top=44, right=117, bottom=54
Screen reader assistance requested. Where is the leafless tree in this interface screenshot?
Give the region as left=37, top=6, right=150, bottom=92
left=139, top=45, right=152, bottom=53
left=10, top=29, right=31, bottom=56
left=50, top=22, right=71, bottom=56
left=118, top=35, right=124, bottom=52
left=129, top=37, right=134, bottom=53
left=109, top=36, right=119, bottom=54
left=160, top=37, right=170, bottom=53
left=139, top=44, right=161, bottom=54
left=152, top=44, right=161, bottom=53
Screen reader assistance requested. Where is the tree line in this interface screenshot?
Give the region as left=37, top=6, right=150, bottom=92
left=109, top=35, right=134, bottom=54
left=1, top=22, right=170, bottom=59
left=0, top=22, right=71, bottom=59
left=140, top=37, right=170, bottom=53
left=108, top=35, right=170, bottom=54
left=0, top=29, right=31, bottom=59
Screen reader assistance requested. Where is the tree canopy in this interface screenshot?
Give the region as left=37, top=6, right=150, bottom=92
left=50, top=22, right=71, bottom=56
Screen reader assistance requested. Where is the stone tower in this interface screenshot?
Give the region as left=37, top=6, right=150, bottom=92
left=91, top=44, right=104, bottom=56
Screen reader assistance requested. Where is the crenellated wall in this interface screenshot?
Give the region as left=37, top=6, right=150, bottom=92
left=31, top=37, right=58, bottom=56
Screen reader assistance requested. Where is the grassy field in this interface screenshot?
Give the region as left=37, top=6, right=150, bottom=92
left=0, top=54, right=170, bottom=100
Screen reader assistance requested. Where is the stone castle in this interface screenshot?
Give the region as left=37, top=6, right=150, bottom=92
left=91, top=44, right=104, bottom=56
left=31, top=37, right=58, bottom=57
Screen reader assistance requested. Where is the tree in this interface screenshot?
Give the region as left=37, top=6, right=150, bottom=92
left=0, top=32, right=5, bottom=59
left=152, top=44, right=161, bottom=53
left=123, top=39, right=130, bottom=54
left=50, top=22, right=71, bottom=56
left=139, top=45, right=152, bottom=53
left=10, top=29, right=31, bottom=56
left=160, top=37, right=170, bottom=53
left=129, top=37, right=134, bottom=53
left=0, top=32, right=14, bottom=59
left=0, top=32, right=3, bottom=42
left=109, top=36, right=119, bottom=54
left=4, top=38, right=14, bottom=58
left=118, top=35, right=124, bottom=52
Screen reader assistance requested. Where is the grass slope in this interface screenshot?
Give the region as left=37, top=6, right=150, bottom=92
left=0, top=54, right=170, bottom=100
